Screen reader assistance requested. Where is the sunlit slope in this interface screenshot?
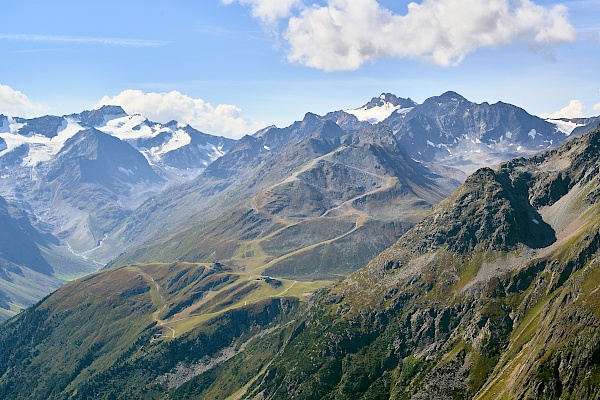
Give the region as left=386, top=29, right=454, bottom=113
left=0, top=260, right=326, bottom=399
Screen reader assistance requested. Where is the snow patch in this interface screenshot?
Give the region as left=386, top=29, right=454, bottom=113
left=98, top=115, right=153, bottom=140
left=196, top=143, right=225, bottom=162
left=148, top=129, right=192, bottom=160
left=528, top=129, right=537, bottom=139
left=545, top=119, right=583, bottom=135
left=159, top=129, right=191, bottom=154
left=345, top=101, right=412, bottom=123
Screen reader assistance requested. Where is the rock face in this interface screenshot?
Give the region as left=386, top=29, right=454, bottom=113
left=0, top=196, right=55, bottom=275
left=405, top=166, right=556, bottom=253
left=385, top=91, right=564, bottom=174
left=316, top=91, right=572, bottom=178
left=37, top=128, right=165, bottom=246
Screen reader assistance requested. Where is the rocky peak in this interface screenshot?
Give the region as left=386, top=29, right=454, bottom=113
left=310, top=119, right=346, bottom=141
left=165, top=120, right=180, bottom=128
left=46, top=128, right=163, bottom=186
left=401, top=166, right=556, bottom=254
left=363, top=93, right=416, bottom=109
left=78, top=105, right=127, bottom=127
left=15, top=115, right=66, bottom=139
left=419, top=90, right=470, bottom=113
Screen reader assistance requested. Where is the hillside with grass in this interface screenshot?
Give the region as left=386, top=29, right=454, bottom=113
left=0, top=260, right=326, bottom=399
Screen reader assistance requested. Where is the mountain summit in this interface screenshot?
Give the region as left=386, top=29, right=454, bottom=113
left=344, top=93, right=416, bottom=124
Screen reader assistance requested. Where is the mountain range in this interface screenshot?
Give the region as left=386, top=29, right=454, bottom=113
left=0, top=120, right=598, bottom=399
left=0, top=91, right=599, bottom=319
left=101, top=91, right=598, bottom=276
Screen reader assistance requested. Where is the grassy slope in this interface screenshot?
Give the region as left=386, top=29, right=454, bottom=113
left=0, top=261, right=328, bottom=399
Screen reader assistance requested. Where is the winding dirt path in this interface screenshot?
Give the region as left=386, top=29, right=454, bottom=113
left=247, top=214, right=366, bottom=275
left=135, top=268, right=177, bottom=339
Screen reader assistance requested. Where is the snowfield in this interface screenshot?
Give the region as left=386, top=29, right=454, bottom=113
left=345, top=100, right=412, bottom=124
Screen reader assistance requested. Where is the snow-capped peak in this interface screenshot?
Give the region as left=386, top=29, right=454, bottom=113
left=345, top=101, right=411, bottom=124
left=0, top=118, right=84, bottom=167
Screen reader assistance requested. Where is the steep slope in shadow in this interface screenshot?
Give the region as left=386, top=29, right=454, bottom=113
left=0, top=196, right=66, bottom=320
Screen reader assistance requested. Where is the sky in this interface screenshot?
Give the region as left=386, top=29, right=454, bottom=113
left=0, top=0, right=599, bottom=138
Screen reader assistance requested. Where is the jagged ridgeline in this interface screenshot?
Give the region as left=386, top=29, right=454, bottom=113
left=0, top=129, right=599, bottom=398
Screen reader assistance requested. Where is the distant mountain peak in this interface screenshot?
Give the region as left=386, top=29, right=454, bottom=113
left=438, top=90, right=466, bottom=99
left=79, top=105, right=128, bottom=127
left=345, top=93, right=416, bottom=124
left=302, top=112, right=321, bottom=124
left=92, top=105, right=127, bottom=115
left=423, top=90, right=469, bottom=106
left=165, top=120, right=180, bottom=128
left=365, top=93, right=416, bottom=109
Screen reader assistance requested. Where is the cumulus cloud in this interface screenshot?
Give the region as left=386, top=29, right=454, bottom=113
left=540, top=100, right=585, bottom=119
left=221, top=0, right=302, bottom=24
left=285, top=0, right=578, bottom=71
left=593, top=103, right=600, bottom=113
left=0, top=84, right=45, bottom=117
left=95, top=90, right=263, bottom=138
left=227, top=0, right=577, bottom=71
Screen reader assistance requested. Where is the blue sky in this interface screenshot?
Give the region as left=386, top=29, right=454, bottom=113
left=0, top=0, right=598, bottom=138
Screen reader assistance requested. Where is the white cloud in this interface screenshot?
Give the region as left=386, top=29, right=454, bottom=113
left=275, top=0, right=577, bottom=71
left=221, top=0, right=302, bottom=24
left=593, top=103, right=600, bottom=114
left=540, top=100, right=585, bottom=119
left=0, top=84, right=45, bottom=117
left=95, top=90, right=263, bottom=139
